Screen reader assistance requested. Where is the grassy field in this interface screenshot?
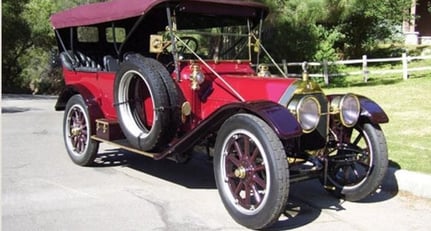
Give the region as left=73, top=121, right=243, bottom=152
left=323, top=69, right=431, bottom=174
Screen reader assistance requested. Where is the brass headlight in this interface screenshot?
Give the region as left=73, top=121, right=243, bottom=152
left=331, top=94, right=360, bottom=127
left=289, top=96, right=321, bottom=133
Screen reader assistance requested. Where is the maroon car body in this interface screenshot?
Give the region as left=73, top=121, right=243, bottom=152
left=51, top=0, right=389, bottom=229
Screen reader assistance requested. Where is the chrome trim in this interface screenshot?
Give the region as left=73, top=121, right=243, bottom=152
left=296, top=96, right=321, bottom=133
left=330, top=93, right=360, bottom=127
left=278, top=80, right=300, bottom=106
left=279, top=80, right=323, bottom=106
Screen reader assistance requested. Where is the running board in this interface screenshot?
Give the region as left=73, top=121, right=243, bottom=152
left=91, top=136, right=157, bottom=159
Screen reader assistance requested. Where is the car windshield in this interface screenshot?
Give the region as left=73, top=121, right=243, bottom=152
left=172, top=25, right=251, bottom=61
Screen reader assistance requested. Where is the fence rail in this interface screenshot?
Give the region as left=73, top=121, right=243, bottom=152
left=272, top=53, right=431, bottom=85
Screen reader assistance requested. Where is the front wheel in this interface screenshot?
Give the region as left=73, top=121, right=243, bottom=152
left=63, top=94, right=99, bottom=166
left=214, top=114, right=289, bottom=230
left=324, top=123, right=388, bottom=201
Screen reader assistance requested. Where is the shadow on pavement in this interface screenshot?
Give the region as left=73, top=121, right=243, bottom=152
left=93, top=148, right=400, bottom=229
left=2, top=107, right=31, bottom=113
left=94, top=149, right=216, bottom=189
left=2, top=94, right=57, bottom=100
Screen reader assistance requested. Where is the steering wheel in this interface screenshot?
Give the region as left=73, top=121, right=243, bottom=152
left=156, top=36, right=199, bottom=69
left=177, top=36, right=199, bottom=54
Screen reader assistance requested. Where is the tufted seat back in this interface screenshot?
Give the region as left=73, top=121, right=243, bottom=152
left=60, top=51, right=101, bottom=72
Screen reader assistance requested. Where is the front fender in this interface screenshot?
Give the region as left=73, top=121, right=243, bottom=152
left=327, top=94, right=389, bottom=124
left=200, top=101, right=302, bottom=140
left=240, top=101, right=303, bottom=139
left=357, top=95, right=389, bottom=124
left=157, top=100, right=302, bottom=160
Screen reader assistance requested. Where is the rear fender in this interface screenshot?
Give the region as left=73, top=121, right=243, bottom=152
left=56, top=85, right=104, bottom=135
left=55, top=85, right=97, bottom=111
left=327, top=94, right=389, bottom=124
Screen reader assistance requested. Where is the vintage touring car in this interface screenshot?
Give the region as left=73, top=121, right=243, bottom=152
left=51, top=0, right=389, bottom=229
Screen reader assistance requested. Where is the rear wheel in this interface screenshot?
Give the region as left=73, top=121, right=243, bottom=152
left=214, top=114, right=289, bottom=229
left=63, top=94, right=99, bottom=166
left=324, top=123, right=388, bottom=201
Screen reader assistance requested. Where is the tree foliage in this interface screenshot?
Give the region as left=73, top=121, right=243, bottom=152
left=2, top=0, right=32, bottom=92
left=2, top=0, right=412, bottom=94
left=2, top=0, right=105, bottom=94
left=259, top=0, right=411, bottom=61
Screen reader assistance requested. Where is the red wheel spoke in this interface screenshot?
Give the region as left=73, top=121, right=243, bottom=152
left=76, top=138, right=83, bottom=152
left=72, top=109, right=78, bottom=119
left=251, top=184, right=262, bottom=204
left=227, top=154, right=241, bottom=167
left=244, top=183, right=251, bottom=208
left=227, top=171, right=236, bottom=178
left=254, top=164, right=265, bottom=172
left=234, top=140, right=243, bottom=159
left=253, top=174, right=266, bottom=189
left=234, top=182, right=244, bottom=196
left=77, top=112, right=83, bottom=123
left=74, top=110, right=82, bottom=122
left=72, top=114, right=79, bottom=124
left=72, top=136, right=79, bottom=147
left=250, top=147, right=259, bottom=162
left=243, top=138, right=250, bottom=158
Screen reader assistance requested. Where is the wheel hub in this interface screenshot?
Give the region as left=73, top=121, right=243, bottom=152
left=234, top=166, right=247, bottom=179
left=71, top=127, right=81, bottom=136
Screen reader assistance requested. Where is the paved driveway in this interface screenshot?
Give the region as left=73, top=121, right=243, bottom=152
left=2, top=94, right=431, bottom=230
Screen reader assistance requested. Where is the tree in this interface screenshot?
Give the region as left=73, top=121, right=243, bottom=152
left=20, top=0, right=59, bottom=94
left=332, top=0, right=411, bottom=58
left=1, top=0, right=106, bottom=94
left=2, top=0, right=32, bottom=93
left=257, top=0, right=411, bottom=61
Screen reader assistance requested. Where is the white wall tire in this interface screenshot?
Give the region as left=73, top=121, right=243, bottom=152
left=214, top=113, right=289, bottom=229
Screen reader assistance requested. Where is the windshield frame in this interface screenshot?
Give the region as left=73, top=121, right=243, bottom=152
left=165, top=5, right=265, bottom=79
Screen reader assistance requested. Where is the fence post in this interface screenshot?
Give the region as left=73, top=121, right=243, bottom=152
left=282, top=59, right=288, bottom=76
left=362, top=55, right=369, bottom=82
left=402, top=52, right=409, bottom=80
left=323, top=60, right=329, bottom=85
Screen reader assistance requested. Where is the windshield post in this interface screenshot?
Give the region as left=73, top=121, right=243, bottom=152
left=118, top=14, right=145, bottom=60
left=255, top=12, right=264, bottom=72
left=69, top=28, right=74, bottom=53
left=247, top=20, right=252, bottom=62
left=111, top=22, right=120, bottom=56
left=166, top=6, right=180, bottom=81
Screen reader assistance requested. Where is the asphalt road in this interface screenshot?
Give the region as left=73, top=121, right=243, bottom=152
left=2, top=94, right=431, bottom=231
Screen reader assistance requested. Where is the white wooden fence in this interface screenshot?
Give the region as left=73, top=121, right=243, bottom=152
left=274, top=53, right=431, bottom=85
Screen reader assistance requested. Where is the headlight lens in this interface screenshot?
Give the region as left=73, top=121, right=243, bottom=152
left=331, top=94, right=360, bottom=127
left=297, top=96, right=321, bottom=133
left=340, top=94, right=360, bottom=127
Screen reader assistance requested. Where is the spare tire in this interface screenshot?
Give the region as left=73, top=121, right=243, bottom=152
left=114, top=54, right=179, bottom=151
left=139, top=56, right=182, bottom=141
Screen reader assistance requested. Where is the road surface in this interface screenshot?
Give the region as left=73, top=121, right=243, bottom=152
left=2, top=94, right=431, bottom=230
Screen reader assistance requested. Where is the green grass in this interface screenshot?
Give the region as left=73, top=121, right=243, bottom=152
left=323, top=71, right=431, bottom=174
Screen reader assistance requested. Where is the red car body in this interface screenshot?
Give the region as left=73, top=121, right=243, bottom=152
left=51, top=0, right=389, bottom=229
